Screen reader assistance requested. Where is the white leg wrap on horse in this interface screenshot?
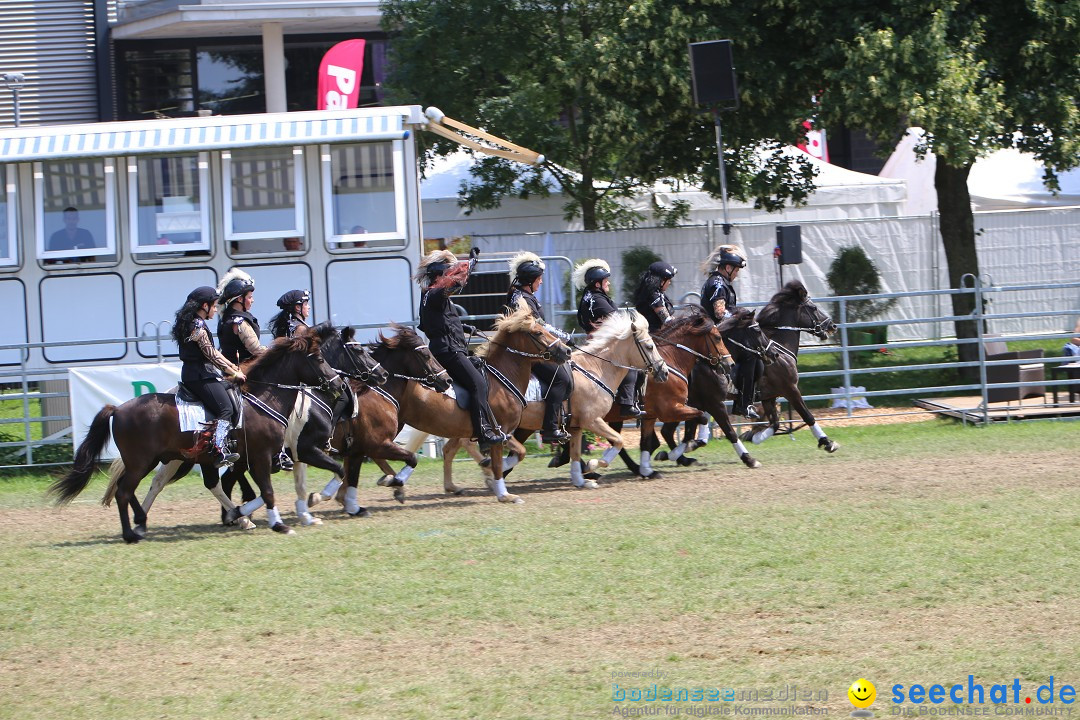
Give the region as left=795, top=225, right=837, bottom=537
left=320, top=477, right=343, bottom=500
left=734, top=440, right=749, bottom=456
left=752, top=427, right=775, bottom=445
left=491, top=476, right=509, bottom=497
left=640, top=451, right=653, bottom=475
left=393, top=465, right=415, bottom=484
left=668, top=442, right=686, bottom=461
left=696, top=417, right=711, bottom=443
left=295, top=498, right=309, bottom=518
left=239, top=497, right=265, bottom=516
left=810, top=423, right=827, bottom=440
left=266, top=506, right=283, bottom=527
left=601, top=445, right=618, bottom=466
left=344, top=486, right=360, bottom=514
left=570, top=460, right=585, bottom=488
left=503, top=455, right=519, bottom=471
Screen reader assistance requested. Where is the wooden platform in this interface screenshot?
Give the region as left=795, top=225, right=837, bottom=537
left=914, top=394, right=1080, bottom=423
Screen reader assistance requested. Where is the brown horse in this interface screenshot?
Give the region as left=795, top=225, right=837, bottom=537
left=392, top=303, right=572, bottom=504
left=48, top=325, right=343, bottom=543
left=602, top=306, right=732, bottom=478
left=304, top=324, right=451, bottom=515
left=743, top=280, right=840, bottom=453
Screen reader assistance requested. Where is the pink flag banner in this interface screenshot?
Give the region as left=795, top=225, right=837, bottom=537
left=317, top=39, right=366, bottom=110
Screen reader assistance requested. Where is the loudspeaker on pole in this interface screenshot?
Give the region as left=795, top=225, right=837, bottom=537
left=689, top=40, right=739, bottom=109
left=776, top=225, right=802, bottom=265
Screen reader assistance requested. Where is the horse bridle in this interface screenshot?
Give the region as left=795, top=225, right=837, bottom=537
left=386, top=343, right=449, bottom=389
left=339, top=341, right=388, bottom=386
left=768, top=300, right=833, bottom=338
left=481, top=325, right=566, bottom=361
left=655, top=331, right=732, bottom=368
left=574, top=323, right=665, bottom=377
left=245, top=351, right=343, bottom=394
left=723, top=322, right=773, bottom=362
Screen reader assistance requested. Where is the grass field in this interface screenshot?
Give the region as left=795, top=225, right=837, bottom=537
left=1, top=418, right=1079, bottom=719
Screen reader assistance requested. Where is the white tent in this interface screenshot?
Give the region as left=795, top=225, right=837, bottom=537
left=879, top=127, right=1080, bottom=215
left=420, top=148, right=908, bottom=239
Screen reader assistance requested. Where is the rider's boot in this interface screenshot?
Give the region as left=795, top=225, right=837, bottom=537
left=476, top=416, right=507, bottom=452
left=540, top=402, right=570, bottom=445
left=212, top=420, right=240, bottom=468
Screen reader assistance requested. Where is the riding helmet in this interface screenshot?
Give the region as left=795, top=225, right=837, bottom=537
left=716, top=245, right=747, bottom=269
left=277, top=289, right=310, bottom=309
left=187, top=286, right=219, bottom=306
left=217, top=268, right=256, bottom=306
left=648, top=261, right=678, bottom=280
left=585, top=265, right=611, bottom=287
left=573, top=258, right=611, bottom=290
left=508, top=251, right=545, bottom=285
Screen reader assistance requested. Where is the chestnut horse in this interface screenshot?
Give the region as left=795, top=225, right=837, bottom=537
left=743, top=280, right=840, bottom=452
left=49, top=325, right=343, bottom=542
left=304, top=324, right=451, bottom=516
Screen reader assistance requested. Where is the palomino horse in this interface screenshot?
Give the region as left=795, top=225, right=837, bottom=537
left=396, top=303, right=571, bottom=504
left=49, top=325, right=343, bottom=542
left=440, top=308, right=669, bottom=493
left=742, top=280, right=840, bottom=452
left=602, top=306, right=732, bottom=478
left=304, top=324, right=451, bottom=516
left=136, top=324, right=375, bottom=529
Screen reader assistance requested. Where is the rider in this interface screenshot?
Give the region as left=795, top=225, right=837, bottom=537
left=633, top=260, right=677, bottom=332
left=216, top=268, right=264, bottom=365
left=700, top=243, right=761, bottom=420
left=269, top=289, right=310, bottom=339
left=503, top=252, right=571, bottom=445
left=573, top=258, right=642, bottom=417
left=416, top=247, right=507, bottom=451
left=172, top=286, right=244, bottom=467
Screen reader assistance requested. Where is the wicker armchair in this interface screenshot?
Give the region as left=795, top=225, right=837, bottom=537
left=984, top=339, right=1045, bottom=403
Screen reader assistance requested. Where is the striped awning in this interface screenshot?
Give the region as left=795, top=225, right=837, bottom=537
left=0, top=106, right=422, bottom=162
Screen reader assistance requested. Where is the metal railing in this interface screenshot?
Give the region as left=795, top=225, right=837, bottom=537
left=1, top=276, right=1077, bottom=469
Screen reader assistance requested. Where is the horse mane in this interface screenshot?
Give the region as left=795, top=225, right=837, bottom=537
left=717, top=307, right=757, bottom=333
left=475, top=302, right=539, bottom=358
left=376, top=323, right=424, bottom=351
left=245, top=323, right=331, bottom=381
left=577, top=309, right=639, bottom=354
left=758, top=280, right=809, bottom=327
left=653, top=305, right=714, bottom=339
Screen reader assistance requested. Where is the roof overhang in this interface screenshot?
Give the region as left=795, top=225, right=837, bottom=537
left=112, top=0, right=383, bottom=40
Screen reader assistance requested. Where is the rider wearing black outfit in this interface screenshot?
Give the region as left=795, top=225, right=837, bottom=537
left=573, top=258, right=642, bottom=417
left=216, top=268, right=264, bottom=365
left=503, top=252, right=571, bottom=445
left=173, top=286, right=244, bottom=467
left=700, top=244, right=761, bottom=420
left=269, top=289, right=310, bottom=340
left=633, top=261, right=677, bottom=333
left=417, top=248, right=507, bottom=450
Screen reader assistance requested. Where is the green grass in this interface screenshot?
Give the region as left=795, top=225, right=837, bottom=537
left=1, top=419, right=1079, bottom=719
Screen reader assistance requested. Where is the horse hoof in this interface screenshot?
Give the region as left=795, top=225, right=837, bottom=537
left=307, top=493, right=322, bottom=508
left=741, top=454, right=762, bottom=469
left=347, top=507, right=371, bottom=518
left=738, top=428, right=755, bottom=443
left=271, top=522, right=293, bottom=535
left=479, top=456, right=492, bottom=468
left=393, top=488, right=406, bottom=504
left=586, top=459, right=601, bottom=472
left=385, top=478, right=404, bottom=488
left=122, top=532, right=141, bottom=544
left=498, top=494, right=524, bottom=504
left=687, top=439, right=708, bottom=452
left=444, top=486, right=462, bottom=496
left=133, top=524, right=147, bottom=538
left=376, top=475, right=393, bottom=487
left=238, top=516, right=257, bottom=530
left=224, top=506, right=242, bottom=525
left=820, top=438, right=840, bottom=453
left=639, top=471, right=659, bottom=480
left=676, top=456, right=698, bottom=466
left=582, top=480, right=599, bottom=490
left=300, top=514, right=322, bottom=527
left=584, top=471, right=601, bottom=481
left=654, top=451, right=669, bottom=461
left=547, top=455, right=569, bottom=468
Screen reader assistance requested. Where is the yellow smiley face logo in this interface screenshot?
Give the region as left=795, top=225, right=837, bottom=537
left=848, top=678, right=876, bottom=709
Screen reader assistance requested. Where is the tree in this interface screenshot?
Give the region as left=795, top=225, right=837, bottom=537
left=380, top=0, right=821, bottom=230
left=794, top=0, right=1080, bottom=369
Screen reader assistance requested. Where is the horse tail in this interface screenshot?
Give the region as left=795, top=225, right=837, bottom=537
left=48, top=405, right=115, bottom=506
left=100, top=458, right=126, bottom=507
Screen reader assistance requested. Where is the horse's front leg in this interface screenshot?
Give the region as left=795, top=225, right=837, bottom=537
left=234, top=451, right=290, bottom=535
left=291, top=462, right=322, bottom=526
left=787, top=390, right=839, bottom=453
left=341, top=455, right=370, bottom=517
left=715, top=406, right=760, bottom=469
left=634, top=418, right=662, bottom=478
left=567, top=428, right=595, bottom=489
left=485, top=442, right=522, bottom=504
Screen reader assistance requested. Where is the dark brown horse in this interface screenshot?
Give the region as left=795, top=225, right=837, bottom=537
left=49, top=325, right=343, bottom=543
left=305, top=324, right=451, bottom=515
left=742, top=280, right=840, bottom=453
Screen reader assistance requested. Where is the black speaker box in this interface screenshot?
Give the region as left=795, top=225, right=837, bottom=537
left=689, top=40, right=739, bottom=108
left=776, top=225, right=802, bottom=265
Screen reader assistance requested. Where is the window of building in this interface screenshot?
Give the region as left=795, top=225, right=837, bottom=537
left=223, top=146, right=305, bottom=250
left=35, top=159, right=116, bottom=264
left=128, top=153, right=211, bottom=256
left=321, top=141, right=405, bottom=251
left=0, top=167, right=17, bottom=267
left=197, top=46, right=265, bottom=116
left=120, top=47, right=196, bottom=119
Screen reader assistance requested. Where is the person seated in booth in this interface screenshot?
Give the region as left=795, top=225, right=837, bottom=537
left=1065, top=319, right=1080, bottom=357
left=47, top=207, right=96, bottom=252
left=347, top=224, right=367, bottom=249
left=282, top=237, right=303, bottom=252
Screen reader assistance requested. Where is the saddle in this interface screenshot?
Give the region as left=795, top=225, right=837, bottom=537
left=174, top=382, right=243, bottom=433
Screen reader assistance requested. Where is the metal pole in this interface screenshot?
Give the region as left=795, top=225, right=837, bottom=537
left=713, top=110, right=731, bottom=236
left=12, top=86, right=19, bottom=127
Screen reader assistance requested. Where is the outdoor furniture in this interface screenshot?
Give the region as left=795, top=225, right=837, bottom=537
left=1051, top=362, right=1080, bottom=405
left=984, top=339, right=1046, bottom=403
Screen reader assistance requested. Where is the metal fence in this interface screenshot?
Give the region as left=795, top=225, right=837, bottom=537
left=1, top=276, right=1078, bottom=469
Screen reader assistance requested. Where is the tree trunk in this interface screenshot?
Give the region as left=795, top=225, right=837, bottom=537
left=934, top=160, right=980, bottom=379
left=580, top=195, right=598, bottom=230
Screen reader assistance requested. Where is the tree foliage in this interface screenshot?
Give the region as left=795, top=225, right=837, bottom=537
left=381, top=0, right=821, bottom=229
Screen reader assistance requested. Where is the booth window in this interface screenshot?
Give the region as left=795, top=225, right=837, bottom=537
left=129, top=153, right=211, bottom=256
left=321, top=141, right=406, bottom=251
left=0, top=167, right=17, bottom=267
left=223, top=146, right=305, bottom=253
left=36, top=159, right=117, bottom=265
